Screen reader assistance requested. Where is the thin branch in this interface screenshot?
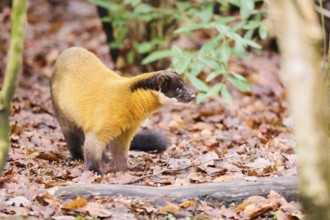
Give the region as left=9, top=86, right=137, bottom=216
left=315, top=4, right=330, bottom=19
left=124, top=155, right=253, bottom=185
left=0, top=0, right=27, bottom=174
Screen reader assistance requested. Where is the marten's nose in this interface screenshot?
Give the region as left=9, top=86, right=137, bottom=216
left=183, top=92, right=195, bottom=102
left=190, top=93, right=196, bottom=100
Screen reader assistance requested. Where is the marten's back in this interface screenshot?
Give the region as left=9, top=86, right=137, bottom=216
left=50, top=47, right=124, bottom=131
left=51, top=47, right=118, bottom=89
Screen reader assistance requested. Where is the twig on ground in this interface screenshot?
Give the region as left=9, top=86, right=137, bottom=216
left=124, top=155, right=253, bottom=185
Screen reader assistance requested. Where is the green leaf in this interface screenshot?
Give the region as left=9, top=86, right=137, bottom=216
left=176, top=2, right=191, bottom=11
left=227, top=76, right=251, bottom=92
left=206, top=69, right=225, bottom=82
left=240, top=0, right=255, bottom=18
left=214, top=16, right=236, bottom=25
left=174, top=23, right=208, bottom=34
left=258, top=25, right=267, bottom=40
left=90, top=0, right=118, bottom=10
left=110, top=41, right=124, bottom=49
left=243, top=20, right=260, bottom=30
left=142, top=50, right=173, bottom=64
left=127, top=51, right=135, bottom=64
left=229, top=0, right=241, bottom=7
left=116, top=26, right=128, bottom=39
left=172, top=46, right=184, bottom=56
left=196, top=92, right=208, bottom=104
left=199, top=40, right=218, bottom=56
left=219, top=42, right=231, bottom=63
left=139, top=14, right=157, bottom=22
left=206, top=84, right=222, bottom=97
left=214, top=23, right=230, bottom=35
left=135, top=42, right=153, bottom=54
left=174, top=57, right=191, bottom=74
left=100, top=17, right=111, bottom=23
left=200, top=2, right=213, bottom=23
left=189, top=61, right=204, bottom=76
left=243, top=29, right=254, bottom=40
left=243, top=38, right=262, bottom=49
left=134, top=3, right=153, bottom=14
left=234, top=40, right=245, bottom=57
left=199, top=57, right=222, bottom=70
left=220, top=84, right=233, bottom=105
left=124, top=0, right=140, bottom=7
left=187, top=74, right=209, bottom=92
left=230, top=71, right=246, bottom=81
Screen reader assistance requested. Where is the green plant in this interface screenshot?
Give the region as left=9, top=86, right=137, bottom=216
left=91, top=0, right=266, bottom=104
left=91, top=0, right=178, bottom=65
left=0, top=0, right=27, bottom=175
left=165, top=213, right=176, bottom=220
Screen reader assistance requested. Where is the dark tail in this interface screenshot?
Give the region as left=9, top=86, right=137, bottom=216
left=130, top=130, right=169, bottom=152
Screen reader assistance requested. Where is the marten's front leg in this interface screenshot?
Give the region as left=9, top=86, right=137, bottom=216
left=109, top=128, right=137, bottom=172
left=109, top=141, right=128, bottom=172
left=83, top=133, right=105, bottom=174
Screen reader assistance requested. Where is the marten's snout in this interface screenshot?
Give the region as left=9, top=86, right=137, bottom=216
left=177, top=87, right=195, bottom=103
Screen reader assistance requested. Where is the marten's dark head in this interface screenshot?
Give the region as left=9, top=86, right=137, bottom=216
left=131, top=70, right=195, bottom=104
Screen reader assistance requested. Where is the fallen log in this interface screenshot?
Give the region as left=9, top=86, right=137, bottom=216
left=48, top=176, right=298, bottom=204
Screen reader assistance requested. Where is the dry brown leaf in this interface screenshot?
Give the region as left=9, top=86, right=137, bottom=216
left=36, top=152, right=59, bottom=162
left=35, top=193, right=59, bottom=206
left=73, top=171, right=98, bottom=184
left=179, top=200, right=197, bottom=208
left=192, top=214, right=212, bottom=220
left=236, top=202, right=251, bottom=211
left=6, top=196, right=31, bottom=207
left=62, top=197, right=88, bottom=210
left=201, top=129, right=212, bottom=138
left=197, top=151, right=219, bottom=168
left=247, top=169, right=262, bottom=177
left=244, top=202, right=275, bottom=219
left=213, top=175, right=235, bottom=182
left=276, top=209, right=289, bottom=220
left=159, top=202, right=180, bottom=213
left=79, top=202, right=112, bottom=218
left=247, top=158, right=274, bottom=170
left=0, top=168, right=14, bottom=183
left=192, top=122, right=214, bottom=131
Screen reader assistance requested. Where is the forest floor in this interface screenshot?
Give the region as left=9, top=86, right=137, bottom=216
left=0, top=0, right=302, bottom=219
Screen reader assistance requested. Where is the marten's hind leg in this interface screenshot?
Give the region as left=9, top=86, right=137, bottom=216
left=55, top=108, right=85, bottom=161
left=62, top=126, right=85, bottom=161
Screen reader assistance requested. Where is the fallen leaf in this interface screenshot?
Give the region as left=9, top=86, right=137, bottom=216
left=276, top=209, right=289, bottom=220
left=180, top=200, right=197, bottom=208
left=79, top=202, right=112, bottom=218
left=159, top=202, right=180, bottom=213
left=6, top=196, right=31, bottom=207
left=73, top=171, right=98, bottom=184
left=36, top=152, right=59, bottom=162
left=62, top=197, right=87, bottom=210
left=244, top=202, right=274, bottom=219
left=246, top=158, right=273, bottom=170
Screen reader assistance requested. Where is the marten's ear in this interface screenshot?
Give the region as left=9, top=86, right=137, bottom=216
left=156, top=74, right=170, bottom=89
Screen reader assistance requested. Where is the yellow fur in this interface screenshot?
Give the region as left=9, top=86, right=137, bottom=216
left=51, top=47, right=164, bottom=172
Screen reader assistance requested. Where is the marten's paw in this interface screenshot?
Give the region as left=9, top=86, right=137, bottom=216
left=84, top=160, right=103, bottom=175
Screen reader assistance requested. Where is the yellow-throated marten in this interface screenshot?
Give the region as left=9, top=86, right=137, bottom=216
left=50, top=47, right=194, bottom=174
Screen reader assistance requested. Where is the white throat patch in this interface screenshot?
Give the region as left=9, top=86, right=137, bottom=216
left=156, top=91, right=179, bottom=105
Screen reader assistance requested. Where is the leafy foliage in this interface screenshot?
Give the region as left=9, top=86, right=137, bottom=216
left=91, top=0, right=266, bottom=103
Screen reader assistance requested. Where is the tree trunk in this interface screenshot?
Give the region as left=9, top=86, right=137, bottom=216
left=48, top=176, right=298, bottom=205
left=0, top=0, right=27, bottom=174
left=269, top=0, right=330, bottom=218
